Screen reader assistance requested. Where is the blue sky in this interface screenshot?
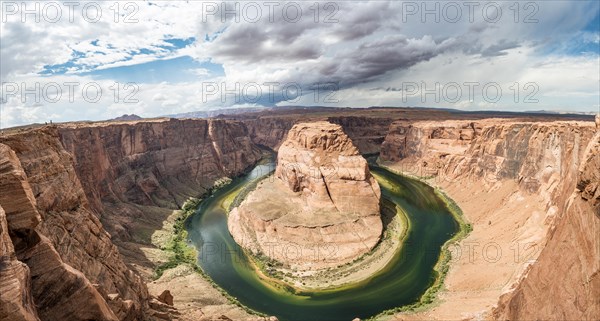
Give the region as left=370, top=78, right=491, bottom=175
left=1, top=1, right=599, bottom=128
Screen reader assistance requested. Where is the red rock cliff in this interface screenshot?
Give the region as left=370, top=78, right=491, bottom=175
left=229, top=122, right=382, bottom=270
left=0, top=118, right=262, bottom=321
left=380, top=119, right=599, bottom=320
left=59, top=118, right=261, bottom=240
left=0, top=136, right=121, bottom=321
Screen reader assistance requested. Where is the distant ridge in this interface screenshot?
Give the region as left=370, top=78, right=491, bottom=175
left=164, top=107, right=271, bottom=119
left=110, top=114, right=143, bottom=121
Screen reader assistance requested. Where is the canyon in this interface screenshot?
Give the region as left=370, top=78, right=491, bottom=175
left=228, top=121, right=382, bottom=270
left=1, top=108, right=598, bottom=321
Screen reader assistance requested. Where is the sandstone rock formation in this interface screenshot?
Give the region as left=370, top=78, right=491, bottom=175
left=380, top=120, right=482, bottom=177
left=0, top=139, right=119, bottom=321
left=0, top=119, right=263, bottom=321
left=379, top=119, right=599, bottom=320
left=59, top=118, right=261, bottom=240
left=0, top=205, right=38, bottom=321
left=1, top=109, right=597, bottom=321
left=229, top=121, right=382, bottom=270
left=493, top=127, right=600, bottom=321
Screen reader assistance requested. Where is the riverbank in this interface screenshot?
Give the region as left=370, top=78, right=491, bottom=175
left=241, top=192, right=410, bottom=292
left=164, top=156, right=468, bottom=320
left=147, top=177, right=273, bottom=320
left=379, top=160, right=556, bottom=321
left=361, top=162, right=472, bottom=320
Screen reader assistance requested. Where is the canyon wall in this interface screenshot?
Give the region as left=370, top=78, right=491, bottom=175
left=327, top=116, right=394, bottom=154
left=239, top=115, right=394, bottom=154
left=59, top=119, right=261, bottom=240
left=2, top=112, right=597, bottom=321
left=241, top=117, right=295, bottom=150
left=0, top=119, right=262, bottom=321
left=0, top=137, right=123, bottom=321
left=380, top=119, right=599, bottom=320
left=0, top=178, right=38, bottom=321
left=493, top=130, right=600, bottom=320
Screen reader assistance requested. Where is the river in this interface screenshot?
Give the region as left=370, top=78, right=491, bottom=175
left=185, top=158, right=459, bottom=321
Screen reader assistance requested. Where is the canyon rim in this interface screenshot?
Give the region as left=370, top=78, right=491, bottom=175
left=1, top=108, right=598, bottom=321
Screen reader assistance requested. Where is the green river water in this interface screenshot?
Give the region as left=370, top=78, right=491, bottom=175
left=185, top=158, right=459, bottom=321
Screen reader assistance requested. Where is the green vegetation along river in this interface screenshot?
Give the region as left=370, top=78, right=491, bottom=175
left=185, top=158, right=460, bottom=321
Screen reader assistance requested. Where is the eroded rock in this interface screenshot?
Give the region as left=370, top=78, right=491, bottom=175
left=0, top=205, right=39, bottom=321
left=229, top=121, right=382, bottom=270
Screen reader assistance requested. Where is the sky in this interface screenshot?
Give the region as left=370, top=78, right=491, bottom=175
left=1, top=0, right=599, bottom=128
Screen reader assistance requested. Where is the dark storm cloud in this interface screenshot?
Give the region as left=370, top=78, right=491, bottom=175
left=204, top=1, right=397, bottom=64
left=200, top=0, right=597, bottom=100
left=328, top=1, right=398, bottom=41
left=208, top=23, right=322, bottom=62
left=322, top=35, right=457, bottom=88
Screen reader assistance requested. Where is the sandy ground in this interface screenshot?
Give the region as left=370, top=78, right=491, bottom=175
left=148, top=265, right=264, bottom=321
left=117, top=205, right=262, bottom=321
left=385, top=163, right=554, bottom=321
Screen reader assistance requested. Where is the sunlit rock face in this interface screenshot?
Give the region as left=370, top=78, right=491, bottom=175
left=229, top=121, right=382, bottom=270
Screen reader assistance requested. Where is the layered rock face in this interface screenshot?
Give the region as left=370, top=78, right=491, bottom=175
left=229, top=121, right=382, bottom=270
left=493, top=129, right=600, bottom=320
left=0, top=138, right=120, bottom=321
left=59, top=118, right=261, bottom=240
left=275, top=122, right=381, bottom=215
left=380, top=120, right=482, bottom=175
left=380, top=120, right=599, bottom=320
left=0, top=145, right=39, bottom=321
left=0, top=119, right=261, bottom=321
left=241, top=117, right=296, bottom=150
left=239, top=114, right=395, bottom=154
left=0, top=205, right=38, bottom=321
left=327, top=116, right=394, bottom=154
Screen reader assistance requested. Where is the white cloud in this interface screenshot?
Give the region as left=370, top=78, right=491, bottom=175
left=1, top=0, right=598, bottom=128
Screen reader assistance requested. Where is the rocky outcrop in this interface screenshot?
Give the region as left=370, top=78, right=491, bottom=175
left=19, top=231, right=119, bottom=321
left=0, top=205, right=38, bottom=321
left=0, top=145, right=41, bottom=234
left=380, top=119, right=599, bottom=320
left=493, top=130, right=600, bottom=321
left=0, top=137, right=122, bottom=321
left=578, top=130, right=600, bottom=206
left=229, top=122, right=382, bottom=270
left=275, top=122, right=381, bottom=216
left=0, top=144, right=40, bottom=321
